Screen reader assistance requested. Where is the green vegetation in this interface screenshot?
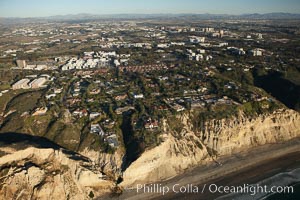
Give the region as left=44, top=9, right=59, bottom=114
left=0, top=18, right=298, bottom=164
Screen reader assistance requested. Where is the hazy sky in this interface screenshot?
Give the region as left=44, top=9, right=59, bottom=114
left=0, top=0, right=300, bottom=18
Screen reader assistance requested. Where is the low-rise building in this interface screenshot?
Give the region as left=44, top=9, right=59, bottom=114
left=134, top=94, right=144, bottom=99
left=16, top=60, right=27, bottom=68
left=12, top=79, right=31, bottom=90
left=30, top=77, right=47, bottom=89
left=89, top=112, right=101, bottom=120
left=249, top=49, right=263, bottom=56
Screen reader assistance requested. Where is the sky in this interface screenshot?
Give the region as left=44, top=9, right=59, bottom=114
left=0, top=0, right=300, bottom=18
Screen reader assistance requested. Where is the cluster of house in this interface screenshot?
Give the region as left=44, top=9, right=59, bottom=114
left=164, top=98, right=186, bottom=112
left=61, top=51, right=131, bottom=70
left=163, top=94, right=238, bottom=112
left=72, top=80, right=85, bottom=97
left=23, top=64, right=57, bottom=70
left=186, top=49, right=213, bottom=61
left=12, top=75, right=49, bottom=90
left=61, top=57, right=101, bottom=70
left=90, top=123, right=118, bottom=148
left=118, top=64, right=173, bottom=73
left=227, top=47, right=264, bottom=56
left=144, top=118, right=159, bottom=129
left=97, top=42, right=152, bottom=50
left=71, top=109, right=105, bottom=122
left=73, top=69, right=109, bottom=77
left=58, top=100, right=119, bottom=148
left=45, top=88, right=62, bottom=100
left=113, top=53, right=131, bottom=67
left=248, top=94, right=271, bottom=103
left=155, top=41, right=188, bottom=48
left=11, top=27, right=62, bottom=37
left=189, top=36, right=206, bottom=44
left=16, top=60, right=57, bottom=70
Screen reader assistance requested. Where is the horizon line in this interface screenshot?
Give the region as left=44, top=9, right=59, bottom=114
left=1, top=11, right=300, bottom=19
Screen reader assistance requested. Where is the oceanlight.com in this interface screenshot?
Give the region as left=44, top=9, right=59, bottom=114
left=134, top=183, right=294, bottom=196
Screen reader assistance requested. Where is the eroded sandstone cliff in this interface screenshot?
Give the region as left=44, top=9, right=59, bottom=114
left=80, top=148, right=123, bottom=179
left=1, top=109, right=299, bottom=199
left=0, top=146, right=115, bottom=200
left=121, top=109, right=300, bottom=187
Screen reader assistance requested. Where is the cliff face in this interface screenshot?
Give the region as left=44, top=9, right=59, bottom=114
left=202, top=109, right=300, bottom=155
left=121, top=109, right=300, bottom=186
left=79, top=148, right=124, bottom=179
left=0, top=147, right=115, bottom=200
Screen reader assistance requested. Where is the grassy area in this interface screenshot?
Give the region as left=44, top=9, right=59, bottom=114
left=285, top=67, right=300, bottom=85
left=0, top=90, right=34, bottom=113
left=0, top=84, right=10, bottom=90
left=0, top=90, right=44, bottom=133
left=6, top=90, right=43, bottom=113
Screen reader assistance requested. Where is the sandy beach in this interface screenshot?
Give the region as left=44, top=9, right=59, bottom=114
left=107, top=137, right=300, bottom=200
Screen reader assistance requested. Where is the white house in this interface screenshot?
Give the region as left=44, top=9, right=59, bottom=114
left=134, top=94, right=144, bottom=99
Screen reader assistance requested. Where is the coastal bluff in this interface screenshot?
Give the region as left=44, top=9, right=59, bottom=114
left=121, top=109, right=300, bottom=187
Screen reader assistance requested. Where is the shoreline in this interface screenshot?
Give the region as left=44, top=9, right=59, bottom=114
left=109, top=137, right=300, bottom=200
left=166, top=151, right=300, bottom=200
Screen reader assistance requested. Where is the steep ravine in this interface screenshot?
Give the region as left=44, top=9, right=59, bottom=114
left=254, top=71, right=300, bottom=112
left=120, top=113, right=144, bottom=172
left=120, top=109, right=300, bottom=187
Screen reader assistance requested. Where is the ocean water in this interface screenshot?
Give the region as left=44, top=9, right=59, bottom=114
left=216, top=168, right=300, bottom=200
left=264, top=182, right=300, bottom=200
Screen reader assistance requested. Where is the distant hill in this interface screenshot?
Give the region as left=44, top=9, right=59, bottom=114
left=240, top=12, right=300, bottom=19
left=1, top=12, right=300, bottom=24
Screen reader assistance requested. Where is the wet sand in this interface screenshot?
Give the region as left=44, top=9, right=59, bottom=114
left=163, top=150, right=300, bottom=200
left=102, top=138, right=300, bottom=200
